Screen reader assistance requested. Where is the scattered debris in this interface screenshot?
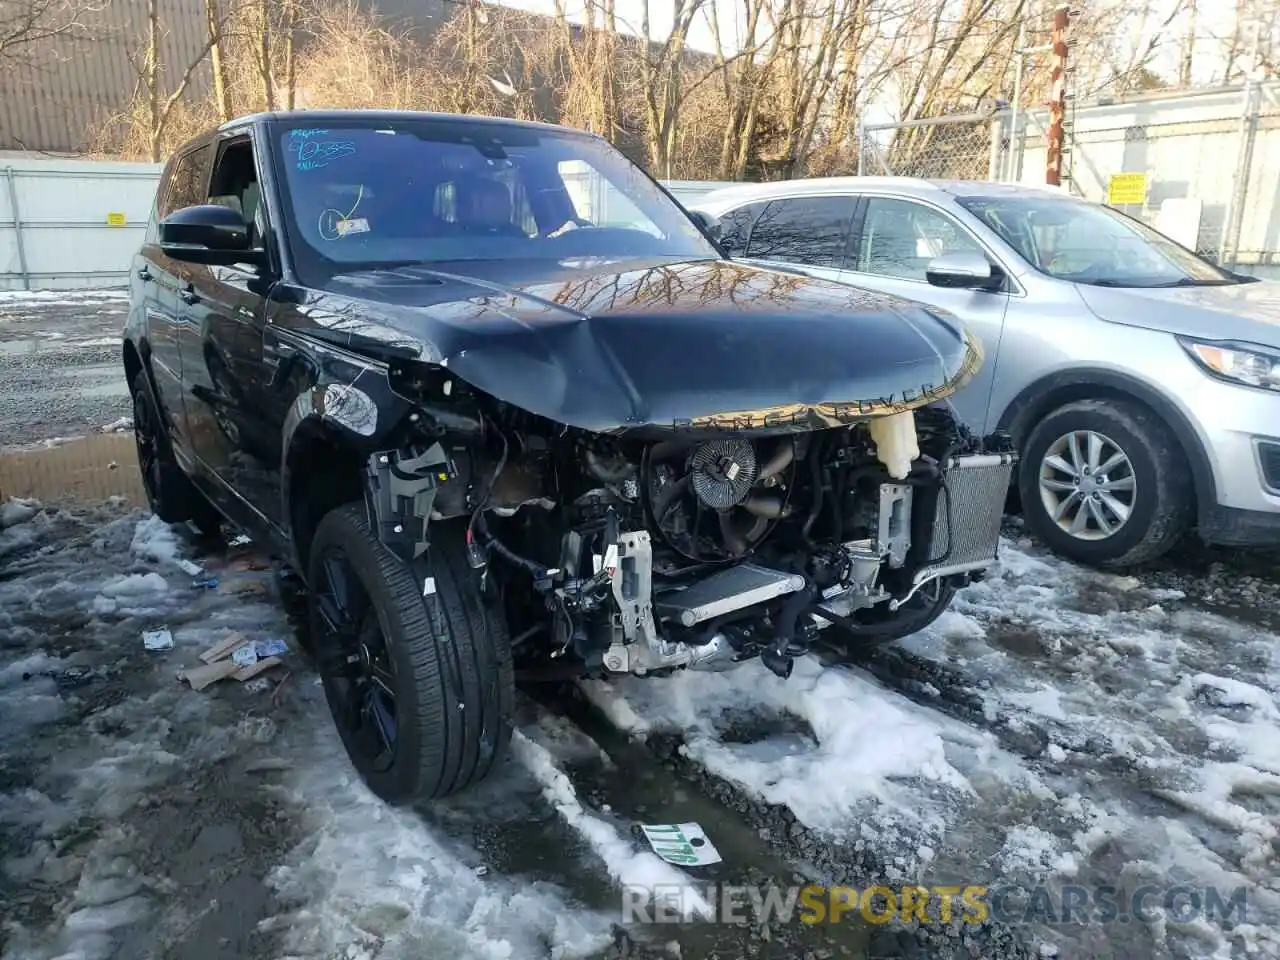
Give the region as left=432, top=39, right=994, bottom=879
left=185, top=631, right=287, bottom=692
left=270, top=671, right=292, bottom=706
left=174, top=558, right=204, bottom=577
left=191, top=576, right=220, bottom=590
left=256, top=637, right=288, bottom=658
left=199, top=632, right=247, bottom=664
left=233, top=657, right=283, bottom=682
left=228, top=534, right=252, bottom=547
left=221, top=578, right=268, bottom=597
left=142, top=627, right=174, bottom=651
left=99, top=416, right=133, bottom=433
left=243, top=677, right=272, bottom=694
left=180, top=660, right=241, bottom=691
left=640, top=822, right=722, bottom=866
left=232, top=644, right=259, bottom=668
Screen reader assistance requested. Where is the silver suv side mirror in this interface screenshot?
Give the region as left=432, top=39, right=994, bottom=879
left=925, top=251, right=1003, bottom=291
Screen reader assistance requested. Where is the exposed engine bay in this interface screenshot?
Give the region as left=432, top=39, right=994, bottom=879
left=370, top=377, right=1016, bottom=681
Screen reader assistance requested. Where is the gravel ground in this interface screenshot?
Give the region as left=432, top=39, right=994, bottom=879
left=0, top=290, right=132, bottom=450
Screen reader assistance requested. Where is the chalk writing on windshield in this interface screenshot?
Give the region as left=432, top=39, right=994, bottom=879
left=287, top=132, right=356, bottom=171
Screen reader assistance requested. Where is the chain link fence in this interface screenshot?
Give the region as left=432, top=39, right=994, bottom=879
left=858, top=114, right=1003, bottom=181
left=860, top=82, right=1280, bottom=278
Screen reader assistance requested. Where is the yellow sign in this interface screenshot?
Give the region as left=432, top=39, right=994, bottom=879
left=1106, top=173, right=1148, bottom=206
left=106, top=212, right=127, bottom=226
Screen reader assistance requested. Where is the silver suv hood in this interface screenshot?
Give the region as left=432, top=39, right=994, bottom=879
left=1076, top=279, right=1280, bottom=346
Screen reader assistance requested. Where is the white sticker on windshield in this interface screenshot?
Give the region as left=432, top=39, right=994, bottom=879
left=336, top=217, right=369, bottom=237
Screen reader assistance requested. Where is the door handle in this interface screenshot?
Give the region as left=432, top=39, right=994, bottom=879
left=180, top=285, right=199, bottom=305
left=137, top=266, right=153, bottom=282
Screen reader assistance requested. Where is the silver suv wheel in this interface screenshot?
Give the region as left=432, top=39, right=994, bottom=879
left=1037, top=429, right=1136, bottom=540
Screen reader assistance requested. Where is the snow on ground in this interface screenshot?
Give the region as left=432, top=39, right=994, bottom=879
left=0, top=289, right=129, bottom=305
left=7, top=490, right=1280, bottom=958
left=0, top=500, right=624, bottom=960
left=581, top=533, right=1280, bottom=959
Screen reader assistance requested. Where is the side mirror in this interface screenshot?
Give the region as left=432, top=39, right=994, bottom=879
left=687, top=209, right=722, bottom=242
left=160, top=204, right=265, bottom=267
left=925, top=251, right=1003, bottom=291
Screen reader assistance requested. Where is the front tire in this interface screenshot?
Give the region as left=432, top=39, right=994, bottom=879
left=1018, top=399, right=1192, bottom=567
left=308, top=505, right=514, bottom=803
left=826, top=578, right=959, bottom=652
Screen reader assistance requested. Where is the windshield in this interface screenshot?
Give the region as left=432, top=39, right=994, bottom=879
left=956, top=194, right=1238, bottom=287
left=272, top=119, right=718, bottom=283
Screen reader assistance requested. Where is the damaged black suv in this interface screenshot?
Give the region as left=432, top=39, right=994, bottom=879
left=124, top=110, right=1015, bottom=804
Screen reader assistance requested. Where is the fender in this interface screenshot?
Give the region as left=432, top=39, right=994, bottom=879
left=277, top=329, right=452, bottom=567
left=995, top=366, right=1218, bottom=523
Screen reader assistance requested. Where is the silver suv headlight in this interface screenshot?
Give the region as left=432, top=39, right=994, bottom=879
left=1178, top=337, right=1280, bottom=392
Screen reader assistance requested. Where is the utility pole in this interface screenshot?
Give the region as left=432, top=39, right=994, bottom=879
left=1045, top=4, right=1069, bottom=186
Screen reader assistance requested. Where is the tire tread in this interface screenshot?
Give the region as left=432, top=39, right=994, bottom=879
left=310, top=504, right=513, bottom=802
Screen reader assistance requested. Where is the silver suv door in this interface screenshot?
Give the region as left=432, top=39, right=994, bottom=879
left=838, top=195, right=1011, bottom=435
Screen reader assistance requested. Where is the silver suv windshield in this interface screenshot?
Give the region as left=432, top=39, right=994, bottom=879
left=272, top=118, right=718, bottom=281
left=956, top=194, right=1240, bottom=288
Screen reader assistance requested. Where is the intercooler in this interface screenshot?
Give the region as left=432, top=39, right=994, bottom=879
left=913, top=453, right=1016, bottom=587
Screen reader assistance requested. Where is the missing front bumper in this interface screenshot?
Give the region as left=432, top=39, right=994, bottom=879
left=890, top=452, right=1017, bottom=609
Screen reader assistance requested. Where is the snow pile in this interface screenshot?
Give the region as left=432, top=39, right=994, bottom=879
left=584, top=654, right=990, bottom=853
left=266, top=724, right=615, bottom=960
left=0, top=498, right=52, bottom=558
left=578, top=535, right=1280, bottom=956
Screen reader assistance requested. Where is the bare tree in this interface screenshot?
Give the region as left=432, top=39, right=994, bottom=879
left=204, top=0, right=233, bottom=121
left=631, top=0, right=711, bottom=175
left=0, top=0, right=101, bottom=69
left=118, top=0, right=223, bottom=160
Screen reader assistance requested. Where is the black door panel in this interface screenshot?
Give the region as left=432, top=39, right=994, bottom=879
left=178, top=133, right=287, bottom=531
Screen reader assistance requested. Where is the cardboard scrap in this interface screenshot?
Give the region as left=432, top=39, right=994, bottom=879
left=233, top=656, right=282, bottom=681
left=199, top=631, right=247, bottom=664
left=187, top=631, right=287, bottom=692
left=181, top=660, right=240, bottom=691
left=221, top=578, right=268, bottom=597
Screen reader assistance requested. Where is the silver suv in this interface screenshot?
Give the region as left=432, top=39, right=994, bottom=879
left=692, top=177, right=1280, bottom=566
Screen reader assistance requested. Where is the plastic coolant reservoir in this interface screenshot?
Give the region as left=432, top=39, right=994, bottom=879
left=868, top=410, right=919, bottom=480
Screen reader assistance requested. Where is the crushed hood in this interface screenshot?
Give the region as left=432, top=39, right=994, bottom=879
left=288, top=257, right=983, bottom=434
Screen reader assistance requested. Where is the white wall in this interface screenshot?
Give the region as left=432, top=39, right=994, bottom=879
left=1, top=157, right=163, bottom=291
left=0, top=159, right=732, bottom=292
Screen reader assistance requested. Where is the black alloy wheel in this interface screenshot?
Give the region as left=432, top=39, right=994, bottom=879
left=313, top=547, right=400, bottom=774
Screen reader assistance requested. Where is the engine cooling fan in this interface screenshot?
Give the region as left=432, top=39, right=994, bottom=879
left=645, top=436, right=793, bottom=561
left=689, top=438, right=758, bottom=509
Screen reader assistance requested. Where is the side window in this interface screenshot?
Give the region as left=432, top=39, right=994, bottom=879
left=715, top=201, right=768, bottom=257
left=159, top=144, right=211, bottom=218
left=207, top=137, right=264, bottom=243
left=744, top=196, right=858, bottom=267
left=855, top=197, right=984, bottom=280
